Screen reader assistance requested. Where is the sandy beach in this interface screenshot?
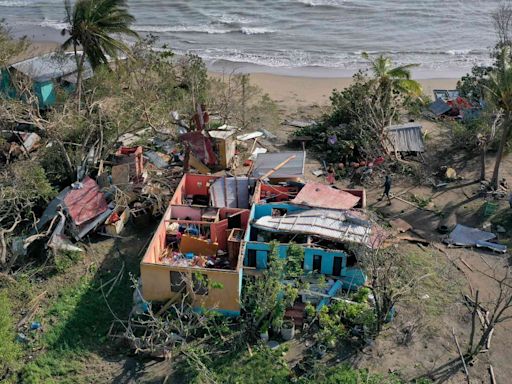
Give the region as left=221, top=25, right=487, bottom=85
left=244, top=73, right=459, bottom=110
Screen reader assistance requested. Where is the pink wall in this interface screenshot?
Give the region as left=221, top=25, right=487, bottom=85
left=170, top=205, right=203, bottom=220
left=170, top=174, right=220, bottom=205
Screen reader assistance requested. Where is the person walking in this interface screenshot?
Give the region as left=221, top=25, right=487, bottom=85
left=379, top=175, right=392, bottom=204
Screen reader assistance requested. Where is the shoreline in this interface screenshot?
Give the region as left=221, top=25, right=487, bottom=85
left=23, top=40, right=459, bottom=109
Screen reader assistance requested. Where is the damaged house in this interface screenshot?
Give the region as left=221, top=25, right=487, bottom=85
left=140, top=173, right=253, bottom=316
left=1, top=51, right=93, bottom=108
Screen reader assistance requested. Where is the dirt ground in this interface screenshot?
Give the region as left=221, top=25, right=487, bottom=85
left=111, top=111, right=512, bottom=383
left=250, top=100, right=512, bottom=383
left=318, top=121, right=511, bottom=383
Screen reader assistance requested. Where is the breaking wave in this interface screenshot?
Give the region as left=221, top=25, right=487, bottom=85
left=133, top=24, right=274, bottom=35
left=0, top=0, right=31, bottom=6
left=39, top=19, right=68, bottom=30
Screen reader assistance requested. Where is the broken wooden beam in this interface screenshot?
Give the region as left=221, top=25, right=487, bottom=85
left=459, top=258, right=474, bottom=272
left=486, top=327, right=495, bottom=350
left=452, top=327, right=470, bottom=383
left=397, top=235, right=430, bottom=245
left=489, top=365, right=496, bottom=384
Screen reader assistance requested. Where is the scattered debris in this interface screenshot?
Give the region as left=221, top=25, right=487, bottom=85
left=445, top=224, right=496, bottom=247
left=311, top=169, right=325, bottom=177
left=385, top=123, right=425, bottom=153
left=251, top=151, right=305, bottom=180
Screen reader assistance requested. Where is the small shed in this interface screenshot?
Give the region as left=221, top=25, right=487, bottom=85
left=385, top=123, right=425, bottom=153
left=5, top=51, right=93, bottom=108
left=251, top=151, right=306, bottom=181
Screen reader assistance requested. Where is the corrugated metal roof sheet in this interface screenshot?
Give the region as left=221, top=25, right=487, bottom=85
left=446, top=224, right=496, bottom=246
left=209, top=176, right=250, bottom=208
left=11, top=52, right=93, bottom=83
left=291, top=182, right=360, bottom=210
left=385, top=123, right=425, bottom=153
left=429, top=98, right=452, bottom=116
left=63, top=177, right=108, bottom=226
left=252, top=209, right=374, bottom=246
left=252, top=151, right=305, bottom=179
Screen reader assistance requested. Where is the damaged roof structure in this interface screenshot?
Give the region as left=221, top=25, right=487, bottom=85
left=2, top=52, right=94, bottom=108
left=252, top=209, right=375, bottom=248
left=291, top=182, right=362, bottom=210
left=138, top=167, right=385, bottom=315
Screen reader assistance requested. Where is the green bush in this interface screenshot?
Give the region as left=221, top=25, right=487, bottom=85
left=0, top=290, right=21, bottom=382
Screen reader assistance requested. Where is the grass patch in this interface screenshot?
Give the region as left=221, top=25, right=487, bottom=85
left=21, top=351, right=84, bottom=384
left=407, top=193, right=433, bottom=209
left=179, top=345, right=431, bottom=384
left=20, top=251, right=134, bottom=383
left=0, top=290, right=22, bottom=383
left=54, top=250, right=83, bottom=274
left=400, top=245, right=462, bottom=318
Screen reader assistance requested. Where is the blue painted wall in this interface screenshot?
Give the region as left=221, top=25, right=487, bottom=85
left=303, top=248, right=346, bottom=275
left=252, top=203, right=304, bottom=220
left=1, top=70, right=58, bottom=108
left=0, top=70, right=16, bottom=98
left=245, top=241, right=348, bottom=275
left=34, top=81, right=56, bottom=108
left=244, top=202, right=366, bottom=289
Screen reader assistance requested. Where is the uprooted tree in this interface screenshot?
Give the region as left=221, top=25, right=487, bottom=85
left=0, top=161, right=55, bottom=270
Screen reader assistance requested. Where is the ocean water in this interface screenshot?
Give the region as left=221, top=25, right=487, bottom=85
left=0, top=0, right=503, bottom=77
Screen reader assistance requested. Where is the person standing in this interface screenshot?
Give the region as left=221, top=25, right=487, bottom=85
left=379, top=175, right=392, bottom=204
left=326, top=165, right=336, bottom=185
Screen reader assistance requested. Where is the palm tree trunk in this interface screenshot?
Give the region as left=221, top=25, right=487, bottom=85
left=73, top=42, right=85, bottom=112
left=491, top=115, right=511, bottom=188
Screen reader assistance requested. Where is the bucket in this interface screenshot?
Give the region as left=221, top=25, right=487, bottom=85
left=280, top=321, right=295, bottom=341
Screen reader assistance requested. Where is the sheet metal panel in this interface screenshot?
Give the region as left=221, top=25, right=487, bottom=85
left=252, top=151, right=305, bottom=178
left=292, top=182, right=360, bottom=210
